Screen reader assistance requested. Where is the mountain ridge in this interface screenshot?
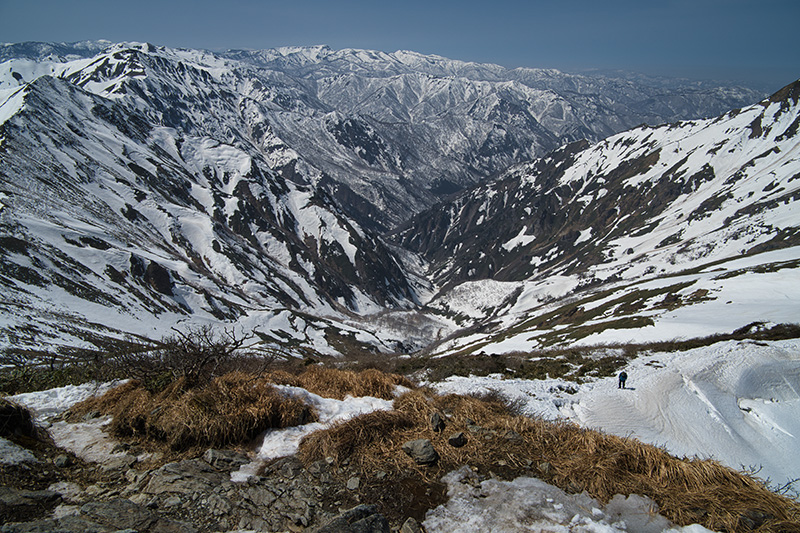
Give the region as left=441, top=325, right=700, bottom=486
left=0, top=41, right=796, bottom=356
left=1, top=41, right=768, bottom=230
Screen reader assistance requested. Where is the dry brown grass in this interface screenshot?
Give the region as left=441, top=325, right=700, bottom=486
left=266, top=366, right=414, bottom=400
left=299, top=410, right=416, bottom=463
left=67, top=366, right=413, bottom=453
left=69, top=371, right=316, bottom=451
left=298, top=388, right=800, bottom=533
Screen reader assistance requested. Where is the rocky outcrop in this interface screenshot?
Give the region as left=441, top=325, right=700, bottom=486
left=120, top=454, right=332, bottom=531
left=0, top=493, right=196, bottom=533
left=310, top=504, right=390, bottom=533
left=1, top=445, right=404, bottom=533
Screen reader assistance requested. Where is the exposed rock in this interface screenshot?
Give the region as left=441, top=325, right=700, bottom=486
left=430, top=412, right=446, bottom=433
left=447, top=431, right=467, bottom=448
left=312, top=504, right=390, bottom=533
left=80, top=499, right=196, bottom=532
left=0, top=514, right=108, bottom=533
left=1, top=434, right=418, bottom=532
left=400, top=516, right=423, bottom=533
left=142, top=459, right=225, bottom=495
left=0, top=490, right=194, bottom=533
left=53, top=454, right=73, bottom=468
left=0, top=486, right=61, bottom=521
left=202, top=448, right=250, bottom=470
left=48, top=481, right=83, bottom=504
left=402, top=439, right=439, bottom=465
left=100, top=455, right=136, bottom=471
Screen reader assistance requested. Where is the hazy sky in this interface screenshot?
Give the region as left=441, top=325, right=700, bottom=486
left=1, top=0, right=797, bottom=91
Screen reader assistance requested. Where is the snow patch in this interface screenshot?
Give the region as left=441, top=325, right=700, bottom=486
left=423, top=466, right=713, bottom=533
left=231, top=385, right=395, bottom=482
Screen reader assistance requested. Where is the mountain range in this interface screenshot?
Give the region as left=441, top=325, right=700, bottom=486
left=0, top=41, right=796, bottom=357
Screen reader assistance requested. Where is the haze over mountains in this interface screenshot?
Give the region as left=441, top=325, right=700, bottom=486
left=0, top=41, right=797, bottom=356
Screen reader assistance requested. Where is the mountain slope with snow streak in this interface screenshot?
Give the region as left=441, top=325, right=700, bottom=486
left=1, top=42, right=764, bottom=231
left=400, top=80, right=800, bottom=353
left=0, top=68, right=415, bottom=351
left=0, top=41, right=793, bottom=357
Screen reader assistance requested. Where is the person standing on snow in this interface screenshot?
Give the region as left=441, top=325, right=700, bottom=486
left=618, top=371, right=628, bottom=389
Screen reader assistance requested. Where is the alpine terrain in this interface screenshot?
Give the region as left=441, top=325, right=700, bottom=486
left=0, top=40, right=781, bottom=355
left=1, top=40, right=800, bottom=533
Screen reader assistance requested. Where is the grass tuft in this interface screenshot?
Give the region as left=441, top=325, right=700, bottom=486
left=69, top=372, right=316, bottom=451
left=267, top=366, right=414, bottom=400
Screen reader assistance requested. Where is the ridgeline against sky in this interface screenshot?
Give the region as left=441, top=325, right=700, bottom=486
left=1, top=0, right=797, bottom=91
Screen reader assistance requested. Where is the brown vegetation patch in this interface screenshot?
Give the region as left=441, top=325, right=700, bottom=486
left=66, top=366, right=413, bottom=454
left=266, top=366, right=414, bottom=400
left=297, top=388, right=800, bottom=532
left=299, top=410, right=416, bottom=463
left=69, top=372, right=316, bottom=451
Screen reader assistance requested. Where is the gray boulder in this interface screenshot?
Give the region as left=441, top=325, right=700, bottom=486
left=430, top=412, right=446, bottom=432
left=402, top=439, right=439, bottom=465
left=448, top=431, right=467, bottom=448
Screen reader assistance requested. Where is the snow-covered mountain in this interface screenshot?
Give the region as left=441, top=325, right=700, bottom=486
left=1, top=42, right=763, bottom=231
left=399, top=80, right=800, bottom=353
left=398, top=80, right=800, bottom=285
left=0, top=45, right=419, bottom=352
left=0, top=41, right=793, bottom=355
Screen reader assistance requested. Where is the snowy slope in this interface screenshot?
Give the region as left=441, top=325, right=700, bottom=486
left=0, top=40, right=792, bottom=358
left=401, top=80, right=800, bottom=352
left=1, top=41, right=764, bottom=231
left=0, top=53, right=417, bottom=352
left=431, top=338, right=800, bottom=494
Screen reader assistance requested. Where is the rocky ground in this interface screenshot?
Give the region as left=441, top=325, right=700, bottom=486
left=0, top=424, right=435, bottom=533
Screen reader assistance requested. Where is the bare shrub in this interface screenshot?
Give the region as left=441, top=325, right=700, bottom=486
left=0, top=346, right=118, bottom=394
left=110, top=326, right=273, bottom=391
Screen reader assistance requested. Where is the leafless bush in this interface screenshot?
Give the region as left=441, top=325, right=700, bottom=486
left=110, top=325, right=273, bottom=391
left=0, top=346, right=116, bottom=394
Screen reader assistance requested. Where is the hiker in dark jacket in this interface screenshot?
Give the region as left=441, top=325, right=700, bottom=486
left=618, top=371, right=628, bottom=389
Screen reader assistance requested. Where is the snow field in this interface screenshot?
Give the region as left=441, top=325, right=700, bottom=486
left=432, top=339, right=800, bottom=492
